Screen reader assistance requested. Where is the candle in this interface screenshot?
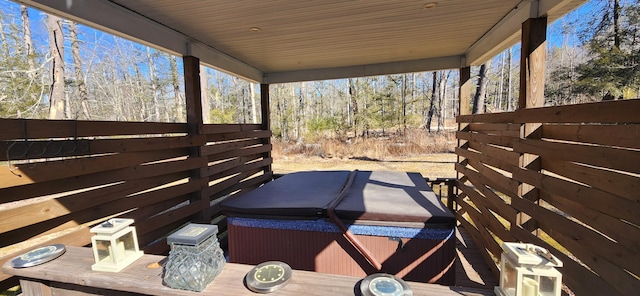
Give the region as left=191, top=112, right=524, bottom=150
left=522, top=278, right=539, bottom=296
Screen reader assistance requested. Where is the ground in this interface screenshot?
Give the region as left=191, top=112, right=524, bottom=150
left=272, top=153, right=457, bottom=181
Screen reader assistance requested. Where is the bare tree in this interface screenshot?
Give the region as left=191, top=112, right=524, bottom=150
left=472, top=61, right=491, bottom=114
left=170, top=56, right=184, bottom=122
left=46, top=14, right=65, bottom=119
left=69, top=21, right=91, bottom=120
left=21, top=5, right=35, bottom=80
left=199, top=64, right=210, bottom=123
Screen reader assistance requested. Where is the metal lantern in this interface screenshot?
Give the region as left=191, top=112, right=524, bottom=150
left=90, top=218, right=144, bottom=272
left=163, top=223, right=225, bottom=292
left=495, top=242, right=563, bottom=296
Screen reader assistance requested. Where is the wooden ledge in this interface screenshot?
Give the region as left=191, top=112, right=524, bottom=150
left=3, top=246, right=493, bottom=296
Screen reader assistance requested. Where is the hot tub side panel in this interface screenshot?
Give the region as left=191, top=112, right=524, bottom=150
left=227, top=224, right=456, bottom=285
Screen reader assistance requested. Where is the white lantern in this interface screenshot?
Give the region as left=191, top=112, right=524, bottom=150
left=90, top=218, right=143, bottom=272
left=495, top=242, right=563, bottom=296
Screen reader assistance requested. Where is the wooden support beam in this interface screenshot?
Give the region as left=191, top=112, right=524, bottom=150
left=184, top=56, right=203, bottom=135
left=455, top=67, right=471, bottom=212
left=516, top=18, right=546, bottom=232
left=260, top=84, right=273, bottom=176
left=459, top=67, right=472, bottom=116
left=519, top=17, right=547, bottom=108
left=183, top=55, right=208, bottom=222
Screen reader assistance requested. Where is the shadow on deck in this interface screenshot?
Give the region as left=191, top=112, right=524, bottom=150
left=455, top=224, right=498, bottom=290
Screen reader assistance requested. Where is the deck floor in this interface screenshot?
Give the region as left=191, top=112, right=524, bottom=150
left=454, top=224, right=499, bottom=290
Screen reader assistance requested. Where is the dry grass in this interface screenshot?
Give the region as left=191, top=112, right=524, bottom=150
left=272, top=129, right=458, bottom=179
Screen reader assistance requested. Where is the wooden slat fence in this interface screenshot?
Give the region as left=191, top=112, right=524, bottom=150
left=454, top=99, right=640, bottom=296
left=0, top=118, right=272, bottom=290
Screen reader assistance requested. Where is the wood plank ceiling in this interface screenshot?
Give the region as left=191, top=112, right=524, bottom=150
left=18, top=0, right=587, bottom=83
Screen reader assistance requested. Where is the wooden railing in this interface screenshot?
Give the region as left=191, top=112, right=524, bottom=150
left=0, top=118, right=272, bottom=290
left=454, top=99, right=639, bottom=296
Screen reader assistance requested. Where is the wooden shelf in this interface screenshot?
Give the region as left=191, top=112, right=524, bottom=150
left=3, top=246, right=493, bottom=296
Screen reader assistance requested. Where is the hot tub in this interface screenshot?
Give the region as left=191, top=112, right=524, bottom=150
left=221, top=170, right=456, bottom=285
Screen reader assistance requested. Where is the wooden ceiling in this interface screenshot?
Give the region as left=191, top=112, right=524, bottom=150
left=18, top=0, right=586, bottom=83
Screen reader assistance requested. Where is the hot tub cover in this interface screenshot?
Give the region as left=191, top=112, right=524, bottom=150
left=221, top=170, right=455, bottom=227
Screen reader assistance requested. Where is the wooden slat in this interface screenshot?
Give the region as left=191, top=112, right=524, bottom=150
left=540, top=190, right=640, bottom=254
left=458, top=99, right=640, bottom=125
left=204, top=166, right=268, bottom=201
left=456, top=131, right=516, bottom=148
left=512, top=166, right=640, bottom=225
left=515, top=99, right=640, bottom=124
left=206, top=130, right=272, bottom=142
left=463, top=158, right=519, bottom=197
left=138, top=218, right=191, bottom=253
left=541, top=224, right=640, bottom=296
left=510, top=193, right=639, bottom=277
left=0, top=118, right=187, bottom=140
left=1, top=181, right=141, bottom=234
left=0, top=149, right=188, bottom=189
left=469, top=142, right=519, bottom=167
left=468, top=123, right=520, bottom=137
left=514, top=138, right=640, bottom=174
left=200, top=138, right=262, bottom=156
left=460, top=144, right=518, bottom=174
left=205, top=155, right=269, bottom=181
left=510, top=226, right=623, bottom=296
left=457, top=112, right=516, bottom=124
left=1, top=157, right=206, bottom=234
left=455, top=197, right=502, bottom=258
left=542, top=159, right=638, bottom=204
left=0, top=154, right=194, bottom=204
left=207, top=144, right=272, bottom=162
left=200, top=124, right=263, bottom=135
left=454, top=211, right=500, bottom=278
left=542, top=123, right=640, bottom=149
left=0, top=174, right=190, bottom=247
left=136, top=200, right=207, bottom=245
left=460, top=168, right=518, bottom=223
left=0, top=135, right=205, bottom=161
left=457, top=183, right=515, bottom=244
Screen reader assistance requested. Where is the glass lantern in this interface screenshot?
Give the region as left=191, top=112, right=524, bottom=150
left=495, top=242, right=563, bottom=296
left=163, top=223, right=225, bottom=292
left=90, top=218, right=144, bottom=272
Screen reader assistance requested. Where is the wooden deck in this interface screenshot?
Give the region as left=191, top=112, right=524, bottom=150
left=455, top=225, right=499, bottom=290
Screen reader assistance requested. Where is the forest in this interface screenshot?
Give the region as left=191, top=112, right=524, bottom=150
left=0, top=0, right=638, bottom=142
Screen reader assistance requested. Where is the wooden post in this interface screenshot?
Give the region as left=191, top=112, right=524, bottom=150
left=516, top=18, right=546, bottom=232
left=455, top=66, right=472, bottom=212
left=183, top=56, right=208, bottom=222
left=260, top=84, right=273, bottom=176
left=184, top=56, right=203, bottom=135
left=459, top=67, right=471, bottom=116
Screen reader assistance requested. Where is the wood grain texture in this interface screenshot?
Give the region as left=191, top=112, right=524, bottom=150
left=3, top=246, right=494, bottom=296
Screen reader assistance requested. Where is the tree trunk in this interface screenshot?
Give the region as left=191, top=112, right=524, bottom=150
left=472, top=62, right=490, bottom=114
left=69, top=22, right=91, bottom=120
left=402, top=74, right=407, bottom=131
left=47, top=14, right=65, bottom=120
left=426, top=72, right=438, bottom=132
left=507, top=48, right=513, bottom=111
left=21, top=5, right=36, bottom=80
left=348, top=78, right=358, bottom=137
left=250, top=83, right=258, bottom=123
left=613, top=0, right=620, bottom=49
left=146, top=47, right=160, bottom=121
left=170, top=56, right=184, bottom=122
left=199, top=64, right=209, bottom=123
left=437, top=71, right=449, bottom=131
